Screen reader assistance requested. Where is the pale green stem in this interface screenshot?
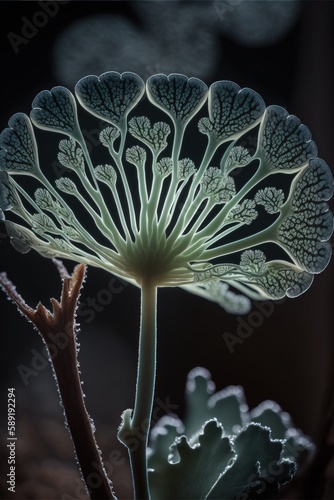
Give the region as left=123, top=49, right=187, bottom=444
left=146, top=151, right=160, bottom=217
left=147, top=170, right=167, bottom=245
left=184, top=196, right=214, bottom=238
left=191, top=164, right=266, bottom=244
left=166, top=138, right=217, bottom=242
left=113, top=188, right=135, bottom=242
left=157, top=123, right=184, bottom=233
left=109, top=131, right=139, bottom=237
left=187, top=137, right=218, bottom=200
left=194, top=158, right=302, bottom=246
left=128, top=280, right=157, bottom=500
left=164, top=176, right=195, bottom=228
left=201, top=225, right=276, bottom=261
left=13, top=176, right=124, bottom=268
left=172, top=221, right=244, bottom=264
left=14, top=181, right=48, bottom=220
left=136, top=159, right=149, bottom=237
left=219, top=139, right=239, bottom=176
left=162, top=231, right=205, bottom=266
left=77, top=135, right=100, bottom=190
left=30, top=230, right=126, bottom=276
left=198, top=221, right=244, bottom=249
left=77, top=135, right=135, bottom=252
left=78, top=138, right=129, bottom=240
left=226, top=280, right=268, bottom=300
left=67, top=188, right=126, bottom=247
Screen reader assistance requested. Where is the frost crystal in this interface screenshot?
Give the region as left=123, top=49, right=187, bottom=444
left=255, top=187, right=285, bottom=214
left=226, top=199, right=258, bottom=225
left=58, top=138, right=85, bottom=171
left=0, top=71, right=332, bottom=311
left=240, top=249, right=267, bottom=273
left=223, top=145, right=252, bottom=175
left=155, top=157, right=173, bottom=177
left=94, top=164, right=117, bottom=185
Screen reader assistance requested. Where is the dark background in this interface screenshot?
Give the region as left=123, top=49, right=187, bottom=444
left=0, top=1, right=333, bottom=499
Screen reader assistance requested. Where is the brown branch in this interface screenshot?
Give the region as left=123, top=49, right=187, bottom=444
left=0, top=261, right=115, bottom=500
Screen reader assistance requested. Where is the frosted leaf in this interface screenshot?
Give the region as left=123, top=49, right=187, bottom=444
left=250, top=401, right=292, bottom=440
left=32, top=213, right=57, bottom=235
left=184, top=367, right=216, bottom=437
left=292, top=158, right=334, bottom=203
left=177, top=158, right=195, bottom=180
left=197, top=117, right=213, bottom=135
left=5, top=221, right=55, bottom=254
left=129, top=116, right=150, bottom=137
left=226, top=199, right=258, bottom=225
left=94, top=164, right=117, bottom=185
left=151, top=122, right=171, bottom=152
left=276, top=158, right=334, bottom=272
left=126, top=145, right=146, bottom=167
left=0, top=172, right=18, bottom=211
left=208, top=423, right=295, bottom=499
left=206, top=386, right=249, bottom=437
left=250, top=401, right=315, bottom=462
left=155, top=157, right=173, bottom=177
left=201, top=167, right=224, bottom=197
left=75, top=71, right=145, bottom=128
left=35, top=188, right=54, bottom=210
left=128, top=116, right=171, bottom=153
left=223, top=146, right=252, bottom=175
left=148, top=415, right=185, bottom=471
left=255, top=262, right=314, bottom=299
left=240, top=249, right=267, bottom=273
left=148, top=420, right=234, bottom=500
left=190, top=259, right=313, bottom=302
left=99, top=126, right=120, bottom=147
left=0, top=113, right=39, bottom=174
left=257, top=105, right=317, bottom=171
left=58, top=138, right=85, bottom=172
left=255, top=187, right=285, bottom=214
left=4, top=221, right=33, bottom=253
left=183, top=368, right=248, bottom=438
left=216, top=176, right=236, bottom=203
left=55, top=177, right=77, bottom=194
left=198, top=81, right=265, bottom=144
left=146, top=73, right=208, bottom=125
left=30, top=87, right=81, bottom=141
left=149, top=367, right=310, bottom=500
